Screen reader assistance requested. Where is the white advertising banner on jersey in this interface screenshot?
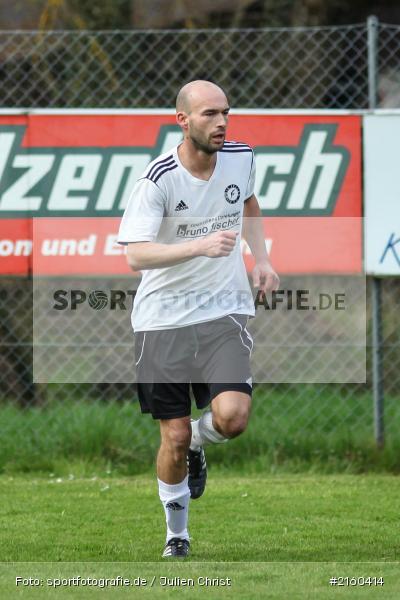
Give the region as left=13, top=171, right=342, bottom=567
left=364, top=113, right=400, bottom=275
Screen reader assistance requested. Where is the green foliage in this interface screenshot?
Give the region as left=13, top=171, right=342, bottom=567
left=1, top=387, right=399, bottom=475
left=67, top=0, right=131, bottom=29
left=16, top=0, right=400, bottom=31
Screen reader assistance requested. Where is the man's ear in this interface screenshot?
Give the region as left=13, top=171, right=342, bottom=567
left=176, top=111, right=188, bottom=131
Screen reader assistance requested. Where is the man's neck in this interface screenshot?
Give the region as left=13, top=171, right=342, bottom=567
left=177, top=139, right=217, bottom=181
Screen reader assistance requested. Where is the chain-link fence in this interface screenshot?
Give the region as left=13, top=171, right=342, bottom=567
left=0, top=19, right=399, bottom=468
left=0, top=21, right=399, bottom=109
left=1, top=274, right=399, bottom=465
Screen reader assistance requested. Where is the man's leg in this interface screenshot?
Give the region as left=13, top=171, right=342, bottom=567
left=157, top=416, right=191, bottom=556
left=189, top=314, right=253, bottom=497
left=188, top=390, right=251, bottom=500
left=191, top=390, right=251, bottom=448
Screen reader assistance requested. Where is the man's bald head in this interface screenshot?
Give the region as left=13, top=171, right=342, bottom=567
left=176, top=80, right=228, bottom=114
left=175, top=80, right=229, bottom=154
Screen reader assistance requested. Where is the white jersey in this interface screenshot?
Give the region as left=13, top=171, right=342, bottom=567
left=118, top=141, right=256, bottom=331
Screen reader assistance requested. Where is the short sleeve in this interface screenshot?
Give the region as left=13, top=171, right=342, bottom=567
left=245, top=151, right=256, bottom=200
left=117, top=178, right=165, bottom=245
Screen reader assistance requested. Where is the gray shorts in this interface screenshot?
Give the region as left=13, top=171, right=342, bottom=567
left=134, top=313, right=253, bottom=419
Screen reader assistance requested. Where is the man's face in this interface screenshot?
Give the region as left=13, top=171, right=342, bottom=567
left=183, top=94, right=230, bottom=154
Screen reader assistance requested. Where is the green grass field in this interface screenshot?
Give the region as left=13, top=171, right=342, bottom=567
left=1, top=473, right=400, bottom=598
left=1, top=389, right=399, bottom=598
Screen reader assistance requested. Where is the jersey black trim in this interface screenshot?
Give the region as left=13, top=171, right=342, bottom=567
left=153, top=164, right=178, bottom=183
left=222, top=140, right=252, bottom=152
left=145, top=155, right=178, bottom=184
left=220, top=148, right=253, bottom=153
left=137, top=176, right=163, bottom=191
left=148, top=159, right=175, bottom=181
left=146, top=154, right=174, bottom=179
left=223, top=141, right=250, bottom=146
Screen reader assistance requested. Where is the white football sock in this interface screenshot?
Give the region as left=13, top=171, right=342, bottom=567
left=190, top=411, right=228, bottom=451
left=158, top=476, right=190, bottom=542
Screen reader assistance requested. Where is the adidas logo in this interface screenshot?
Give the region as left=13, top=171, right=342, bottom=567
left=165, top=502, right=184, bottom=511
left=175, top=200, right=188, bottom=211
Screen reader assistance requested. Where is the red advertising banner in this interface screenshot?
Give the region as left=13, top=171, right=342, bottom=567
left=0, top=111, right=362, bottom=275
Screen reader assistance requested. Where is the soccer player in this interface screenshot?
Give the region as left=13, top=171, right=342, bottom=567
left=118, top=80, right=279, bottom=558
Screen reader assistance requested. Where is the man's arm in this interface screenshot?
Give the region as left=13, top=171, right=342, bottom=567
left=120, top=176, right=238, bottom=271
left=242, top=194, right=280, bottom=292
left=126, top=230, right=238, bottom=271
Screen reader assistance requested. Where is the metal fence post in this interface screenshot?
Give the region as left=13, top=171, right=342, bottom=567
left=367, top=15, right=385, bottom=448
left=372, top=279, right=384, bottom=447
left=367, top=15, right=379, bottom=109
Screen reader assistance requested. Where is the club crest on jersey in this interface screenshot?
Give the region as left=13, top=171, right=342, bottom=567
left=225, top=184, right=240, bottom=204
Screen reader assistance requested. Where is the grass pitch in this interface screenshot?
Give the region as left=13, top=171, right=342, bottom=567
left=1, top=473, right=399, bottom=598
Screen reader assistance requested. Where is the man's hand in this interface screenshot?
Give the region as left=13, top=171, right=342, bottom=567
left=196, top=230, right=238, bottom=258
left=252, top=260, right=280, bottom=293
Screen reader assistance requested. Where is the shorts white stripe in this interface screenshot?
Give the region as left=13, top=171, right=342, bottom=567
left=135, top=333, right=146, bottom=366
left=228, top=315, right=252, bottom=354
left=243, top=324, right=254, bottom=352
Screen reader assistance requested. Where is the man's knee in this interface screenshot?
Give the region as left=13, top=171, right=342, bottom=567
left=215, top=413, right=249, bottom=438
left=212, top=391, right=251, bottom=439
